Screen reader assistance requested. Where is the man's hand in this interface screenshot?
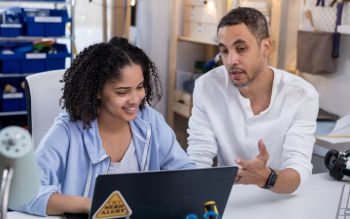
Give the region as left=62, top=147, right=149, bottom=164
left=235, top=139, right=271, bottom=187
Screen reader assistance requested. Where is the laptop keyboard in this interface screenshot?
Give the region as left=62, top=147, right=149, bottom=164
left=337, top=184, right=350, bottom=219
left=63, top=213, right=88, bottom=219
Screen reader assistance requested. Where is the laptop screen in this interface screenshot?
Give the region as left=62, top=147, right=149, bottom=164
left=88, top=166, right=237, bottom=219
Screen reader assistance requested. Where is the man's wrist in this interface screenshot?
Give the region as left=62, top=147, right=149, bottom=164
left=259, top=167, right=271, bottom=187
left=262, top=167, right=278, bottom=189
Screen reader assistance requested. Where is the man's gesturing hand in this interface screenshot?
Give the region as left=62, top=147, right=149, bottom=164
left=235, top=139, right=272, bottom=187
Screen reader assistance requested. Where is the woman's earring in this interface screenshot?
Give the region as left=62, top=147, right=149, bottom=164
left=96, top=96, right=102, bottom=104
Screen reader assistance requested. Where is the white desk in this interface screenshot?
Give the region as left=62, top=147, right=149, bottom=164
left=8, top=212, right=62, bottom=219
left=8, top=173, right=344, bottom=219
left=223, top=173, right=343, bottom=219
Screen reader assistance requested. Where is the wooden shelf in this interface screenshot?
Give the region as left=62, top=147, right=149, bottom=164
left=167, top=0, right=229, bottom=126
left=178, top=36, right=218, bottom=46
left=173, top=90, right=192, bottom=118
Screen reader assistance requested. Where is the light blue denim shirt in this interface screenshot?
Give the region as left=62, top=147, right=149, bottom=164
left=17, top=106, right=196, bottom=216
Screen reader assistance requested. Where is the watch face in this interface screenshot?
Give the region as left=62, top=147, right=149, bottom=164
left=263, top=168, right=277, bottom=189
left=269, top=170, right=277, bottom=187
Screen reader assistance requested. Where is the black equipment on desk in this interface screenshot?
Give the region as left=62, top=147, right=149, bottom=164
left=325, top=149, right=350, bottom=180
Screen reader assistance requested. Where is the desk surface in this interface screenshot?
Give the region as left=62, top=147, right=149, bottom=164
left=223, top=173, right=343, bottom=219
left=8, top=173, right=344, bottom=219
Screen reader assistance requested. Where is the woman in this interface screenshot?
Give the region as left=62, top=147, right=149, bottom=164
left=21, top=38, right=195, bottom=216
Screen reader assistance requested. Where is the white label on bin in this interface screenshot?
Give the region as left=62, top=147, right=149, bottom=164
left=26, top=53, right=46, bottom=59
left=0, top=24, right=22, bottom=28
left=34, top=16, right=62, bottom=23
left=3, top=93, right=23, bottom=99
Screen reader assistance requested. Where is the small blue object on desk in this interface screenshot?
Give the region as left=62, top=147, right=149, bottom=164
left=203, top=211, right=220, bottom=219
left=185, top=213, right=198, bottom=219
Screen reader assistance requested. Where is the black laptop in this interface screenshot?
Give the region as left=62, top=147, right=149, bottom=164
left=65, top=166, right=237, bottom=219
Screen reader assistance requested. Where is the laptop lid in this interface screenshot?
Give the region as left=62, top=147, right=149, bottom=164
left=88, top=166, right=237, bottom=219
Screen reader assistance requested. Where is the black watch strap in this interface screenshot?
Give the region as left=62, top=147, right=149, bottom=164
left=262, top=168, right=277, bottom=189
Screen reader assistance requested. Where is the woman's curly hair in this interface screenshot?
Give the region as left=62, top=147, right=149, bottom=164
left=61, top=37, right=162, bottom=128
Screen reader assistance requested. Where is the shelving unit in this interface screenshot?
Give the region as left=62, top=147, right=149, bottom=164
left=0, top=0, right=74, bottom=128
left=166, top=0, right=282, bottom=127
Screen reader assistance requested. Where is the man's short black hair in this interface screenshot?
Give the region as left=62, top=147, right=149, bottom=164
left=217, top=7, right=269, bottom=43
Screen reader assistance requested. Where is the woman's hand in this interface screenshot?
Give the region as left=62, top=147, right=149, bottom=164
left=47, top=193, right=92, bottom=215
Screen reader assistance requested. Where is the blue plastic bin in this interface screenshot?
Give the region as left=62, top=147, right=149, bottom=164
left=0, top=24, right=23, bottom=37
left=22, top=53, right=47, bottom=73
left=47, top=43, right=70, bottom=70
left=0, top=43, right=70, bottom=73
left=0, top=41, right=31, bottom=73
left=0, top=7, right=23, bottom=37
left=2, top=92, right=26, bottom=112
left=0, top=56, right=24, bottom=73
left=23, top=8, right=69, bottom=36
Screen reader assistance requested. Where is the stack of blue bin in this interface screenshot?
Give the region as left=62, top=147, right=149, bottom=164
left=2, top=92, right=26, bottom=112
left=22, top=8, right=69, bottom=36
left=0, top=78, right=26, bottom=112
left=0, top=7, right=23, bottom=37
left=0, top=4, right=70, bottom=113
left=0, top=41, right=70, bottom=73
left=0, top=7, right=69, bottom=37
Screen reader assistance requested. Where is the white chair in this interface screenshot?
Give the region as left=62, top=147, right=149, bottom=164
left=25, top=69, right=65, bottom=148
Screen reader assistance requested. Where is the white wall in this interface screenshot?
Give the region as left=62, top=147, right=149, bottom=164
left=74, top=1, right=104, bottom=52
left=134, top=0, right=171, bottom=116
left=278, top=0, right=350, bottom=117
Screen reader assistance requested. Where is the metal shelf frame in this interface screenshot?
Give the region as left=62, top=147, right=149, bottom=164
left=0, top=0, right=75, bottom=118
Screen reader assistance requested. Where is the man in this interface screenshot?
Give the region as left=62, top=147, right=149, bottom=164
left=187, top=7, right=319, bottom=194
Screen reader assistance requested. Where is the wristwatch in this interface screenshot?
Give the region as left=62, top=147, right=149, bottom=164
left=262, top=167, right=277, bottom=189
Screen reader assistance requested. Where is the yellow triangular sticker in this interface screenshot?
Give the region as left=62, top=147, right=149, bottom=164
left=93, top=191, right=132, bottom=219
